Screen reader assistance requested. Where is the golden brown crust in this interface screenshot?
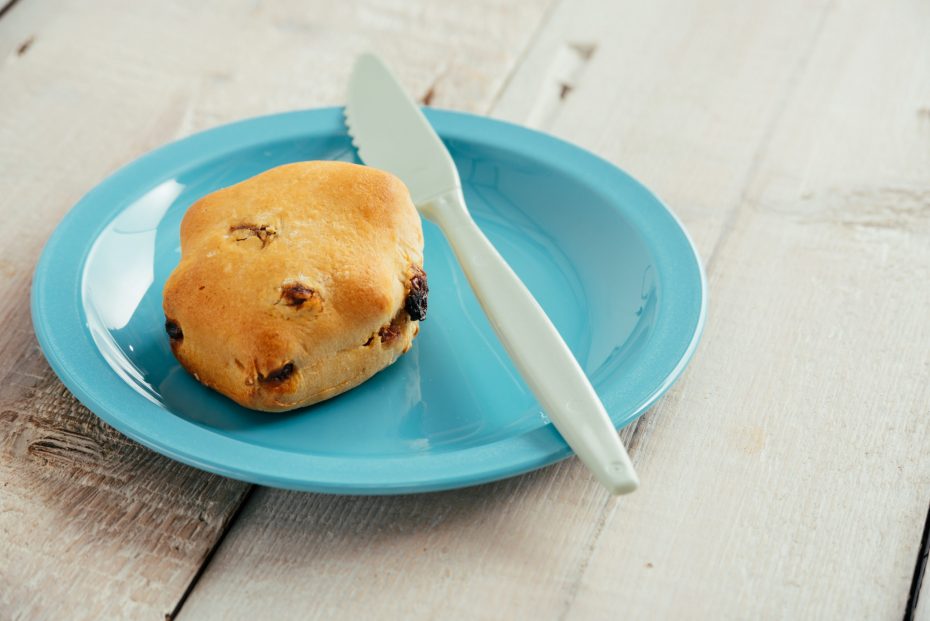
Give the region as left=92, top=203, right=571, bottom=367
left=163, top=161, right=426, bottom=412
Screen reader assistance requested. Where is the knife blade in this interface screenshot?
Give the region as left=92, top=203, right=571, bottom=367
left=344, top=54, right=460, bottom=206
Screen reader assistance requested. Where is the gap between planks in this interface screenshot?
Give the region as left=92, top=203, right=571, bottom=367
left=167, top=487, right=257, bottom=621
left=0, top=0, right=22, bottom=22
left=905, top=500, right=930, bottom=621
left=484, top=0, right=566, bottom=116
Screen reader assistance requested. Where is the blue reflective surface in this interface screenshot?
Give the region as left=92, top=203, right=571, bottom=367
left=33, top=109, right=705, bottom=493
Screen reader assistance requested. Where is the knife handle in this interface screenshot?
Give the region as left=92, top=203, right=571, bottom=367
left=421, top=189, right=639, bottom=495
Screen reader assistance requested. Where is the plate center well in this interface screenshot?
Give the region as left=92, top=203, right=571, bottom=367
left=81, top=131, right=655, bottom=458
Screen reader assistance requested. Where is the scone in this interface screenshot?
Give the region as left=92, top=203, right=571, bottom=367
left=162, top=161, right=427, bottom=412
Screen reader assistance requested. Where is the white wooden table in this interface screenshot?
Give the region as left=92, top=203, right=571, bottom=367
left=2, top=0, right=929, bottom=618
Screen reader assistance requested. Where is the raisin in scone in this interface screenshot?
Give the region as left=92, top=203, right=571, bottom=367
left=163, top=161, right=427, bottom=412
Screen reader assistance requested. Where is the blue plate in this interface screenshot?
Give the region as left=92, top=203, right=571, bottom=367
left=31, top=108, right=705, bottom=494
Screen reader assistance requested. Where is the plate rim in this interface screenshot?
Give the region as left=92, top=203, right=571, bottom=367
left=31, top=107, right=707, bottom=494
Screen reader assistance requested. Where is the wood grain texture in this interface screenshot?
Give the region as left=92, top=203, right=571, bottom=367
left=175, top=0, right=930, bottom=619
left=0, top=0, right=552, bottom=618
left=563, top=0, right=930, bottom=618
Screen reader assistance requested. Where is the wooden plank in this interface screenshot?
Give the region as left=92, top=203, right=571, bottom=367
left=0, top=0, right=553, bottom=618
left=565, top=0, right=930, bottom=618
left=175, top=0, right=910, bottom=618
left=0, top=4, right=249, bottom=618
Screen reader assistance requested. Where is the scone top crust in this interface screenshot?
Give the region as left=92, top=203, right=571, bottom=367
left=163, top=161, right=426, bottom=411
